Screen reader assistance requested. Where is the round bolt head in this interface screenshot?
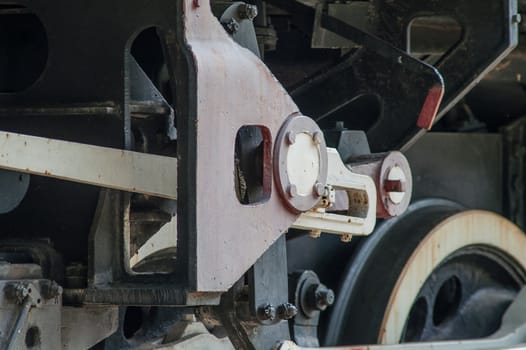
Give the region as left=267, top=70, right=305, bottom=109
left=238, top=3, right=258, bottom=20
left=314, top=285, right=335, bottom=311
left=309, top=229, right=321, bottom=238
left=288, top=184, right=298, bottom=198
left=286, top=131, right=296, bottom=145
left=312, top=131, right=324, bottom=145
left=314, top=182, right=325, bottom=197
left=258, top=304, right=277, bottom=321
left=225, top=18, right=240, bottom=34
left=340, top=234, right=352, bottom=243
left=277, top=303, right=298, bottom=320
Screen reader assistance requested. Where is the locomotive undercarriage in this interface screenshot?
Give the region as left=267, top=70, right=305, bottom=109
left=0, top=0, right=525, bottom=349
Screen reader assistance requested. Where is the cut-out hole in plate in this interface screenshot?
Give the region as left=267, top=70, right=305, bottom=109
left=407, top=16, right=462, bottom=64
left=0, top=5, right=48, bottom=92
left=235, top=125, right=272, bottom=205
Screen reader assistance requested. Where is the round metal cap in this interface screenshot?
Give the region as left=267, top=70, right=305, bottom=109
left=274, top=114, right=328, bottom=213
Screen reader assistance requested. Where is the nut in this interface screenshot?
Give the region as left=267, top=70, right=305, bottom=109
left=277, top=303, right=298, bottom=320
left=258, top=304, right=277, bottom=321
left=313, top=285, right=335, bottom=311
left=286, top=131, right=296, bottom=145
left=340, top=234, right=352, bottom=243
left=312, top=131, right=324, bottom=145
left=224, top=18, right=240, bottom=34
left=288, top=184, right=298, bottom=198
left=238, top=3, right=258, bottom=20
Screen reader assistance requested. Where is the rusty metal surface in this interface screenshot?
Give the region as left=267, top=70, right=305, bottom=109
left=181, top=0, right=300, bottom=291
left=350, top=152, right=412, bottom=218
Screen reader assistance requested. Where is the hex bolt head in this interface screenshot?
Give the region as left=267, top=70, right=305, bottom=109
left=288, top=184, right=298, bottom=198
left=314, top=182, right=325, bottom=197
left=286, top=131, right=296, bottom=145
left=309, top=229, right=321, bottom=238
left=277, top=303, right=298, bottom=320
left=258, top=304, right=277, bottom=321
left=312, top=131, right=323, bottom=145
left=314, top=284, right=335, bottom=311
left=238, top=3, right=258, bottom=20
left=340, top=234, right=352, bottom=243
left=225, top=18, right=240, bottom=34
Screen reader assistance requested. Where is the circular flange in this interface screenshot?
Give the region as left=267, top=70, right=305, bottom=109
left=274, top=114, right=328, bottom=213
left=378, top=151, right=412, bottom=217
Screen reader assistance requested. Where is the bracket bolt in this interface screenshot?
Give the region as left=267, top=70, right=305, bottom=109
left=309, top=229, right=321, bottom=238
left=277, top=303, right=298, bottom=320
left=258, top=304, right=277, bottom=321
left=225, top=18, right=240, bottom=34
left=238, top=3, right=258, bottom=20
left=314, top=182, right=325, bottom=197
left=312, top=131, right=323, bottom=145
left=288, top=184, right=298, bottom=198
left=286, top=131, right=296, bottom=145
left=340, top=234, right=352, bottom=243
left=313, top=285, right=335, bottom=311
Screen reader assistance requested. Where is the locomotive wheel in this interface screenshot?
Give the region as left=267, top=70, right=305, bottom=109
left=324, top=199, right=526, bottom=346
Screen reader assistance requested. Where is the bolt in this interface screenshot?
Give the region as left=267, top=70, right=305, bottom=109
left=286, top=131, right=296, bottom=145
left=40, top=281, right=62, bottom=300
left=314, top=182, right=325, bottom=197
left=312, top=131, right=324, bottom=145
left=313, top=284, right=335, bottom=311
left=258, top=304, right=277, bottom=321
left=238, top=3, right=258, bottom=20
left=512, top=13, right=522, bottom=24
left=5, top=283, right=29, bottom=304
left=340, top=234, right=352, bottom=243
left=224, top=18, right=240, bottom=34
left=288, top=184, right=298, bottom=198
left=309, top=229, right=321, bottom=238
left=277, top=303, right=298, bottom=320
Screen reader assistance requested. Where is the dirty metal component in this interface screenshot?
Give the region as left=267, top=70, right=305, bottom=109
left=0, top=130, right=178, bottom=199
left=324, top=127, right=371, bottom=163
left=281, top=1, right=444, bottom=152
left=179, top=0, right=302, bottom=292
left=258, top=304, right=277, bottom=322
left=276, top=285, right=526, bottom=349
left=292, top=148, right=377, bottom=236
left=350, top=151, right=412, bottom=218
left=1, top=280, right=62, bottom=350
left=381, top=210, right=526, bottom=344
left=61, top=306, right=119, bottom=350
left=310, top=284, right=334, bottom=312
left=274, top=114, right=328, bottom=213
left=277, top=303, right=298, bottom=320
left=368, top=0, right=519, bottom=150
left=290, top=270, right=334, bottom=347
left=65, top=262, right=87, bottom=289
left=219, top=2, right=261, bottom=56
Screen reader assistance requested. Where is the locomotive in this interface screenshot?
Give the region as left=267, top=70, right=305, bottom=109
left=0, top=0, right=524, bottom=349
